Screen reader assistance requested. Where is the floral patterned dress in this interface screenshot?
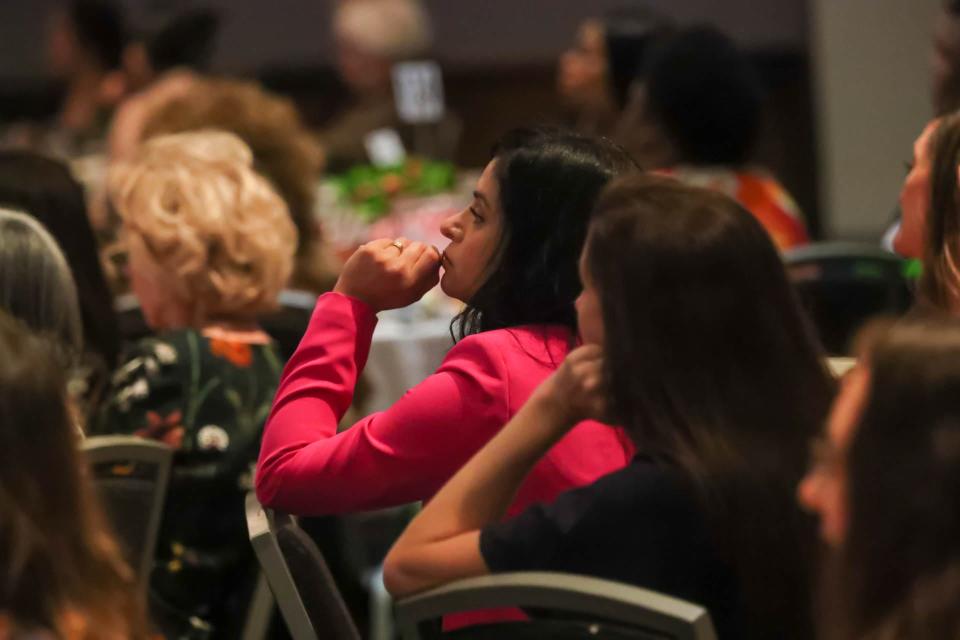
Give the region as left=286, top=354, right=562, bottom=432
left=94, top=329, right=283, bottom=638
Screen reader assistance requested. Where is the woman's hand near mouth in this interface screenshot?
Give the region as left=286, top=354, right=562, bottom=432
left=334, top=238, right=442, bottom=312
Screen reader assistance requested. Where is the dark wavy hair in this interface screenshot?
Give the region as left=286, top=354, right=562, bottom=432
left=145, top=8, right=220, bottom=74
left=0, top=151, right=120, bottom=374
left=587, top=174, right=833, bottom=640
left=602, top=6, right=673, bottom=109
left=454, top=128, right=636, bottom=340
left=643, top=26, right=763, bottom=166
left=824, top=317, right=960, bottom=640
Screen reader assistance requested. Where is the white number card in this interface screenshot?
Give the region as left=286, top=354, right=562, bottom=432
left=392, top=60, right=446, bottom=124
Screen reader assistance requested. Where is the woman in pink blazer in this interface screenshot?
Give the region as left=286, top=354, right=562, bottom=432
left=256, top=129, right=637, bottom=520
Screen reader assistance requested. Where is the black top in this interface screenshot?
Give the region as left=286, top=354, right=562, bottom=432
left=480, top=455, right=741, bottom=638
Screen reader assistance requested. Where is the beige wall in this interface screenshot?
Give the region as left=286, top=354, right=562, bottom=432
left=811, top=0, right=940, bottom=240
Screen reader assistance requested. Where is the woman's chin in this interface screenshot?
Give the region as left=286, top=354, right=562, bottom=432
left=439, top=273, right=455, bottom=298
left=439, top=273, right=466, bottom=303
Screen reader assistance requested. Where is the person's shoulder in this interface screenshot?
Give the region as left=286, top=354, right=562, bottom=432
left=453, top=325, right=573, bottom=362
left=589, top=457, right=699, bottom=516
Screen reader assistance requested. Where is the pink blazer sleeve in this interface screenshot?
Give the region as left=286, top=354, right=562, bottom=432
left=256, top=292, right=511, bottom=515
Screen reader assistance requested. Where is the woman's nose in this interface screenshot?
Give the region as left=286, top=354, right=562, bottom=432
left=440, top=214, right=461, bottom=241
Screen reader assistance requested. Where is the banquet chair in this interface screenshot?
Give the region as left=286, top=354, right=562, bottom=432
left=245, top=492, right=362, bottom=640
left=335, top=504, right=419, bottom=640
left=783, top=242, right=914, bottom=355
left=82, top=435, right=172, bottom=590
left=395, top=572, right=717, bottom=640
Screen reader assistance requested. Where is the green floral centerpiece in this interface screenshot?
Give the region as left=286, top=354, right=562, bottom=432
left=329, top=158, right=456, bottom=222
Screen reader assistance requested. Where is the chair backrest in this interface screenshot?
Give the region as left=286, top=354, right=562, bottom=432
left=245, top=492, right=361, bottom=640
left=82, top=435, right=172, bottom=587
left=395, top=572, right=717, bottom=640
left=783, top=242, right=914, bottom=355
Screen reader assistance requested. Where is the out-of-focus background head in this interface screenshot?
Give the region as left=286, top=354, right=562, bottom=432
left=47, top=0, right=124, bottom=81
left=333, top=0, right=433, bottom=96
left=557, top=6, right=673, bottom=137
left=121, top=5, right=221, bottom=92
left=632, top=25, right=763, bottom=169
left=933, top=0, right=960, bottom=115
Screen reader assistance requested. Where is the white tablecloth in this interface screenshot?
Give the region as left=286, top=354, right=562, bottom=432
left=363, top=308, right=456, bottom=414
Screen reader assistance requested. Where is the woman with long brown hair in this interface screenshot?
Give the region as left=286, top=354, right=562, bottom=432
left=385, top=175, right=834, bottom=639
left=0, top=311, right=147, bottom=639
left=799, top=317, right=960, bottom=639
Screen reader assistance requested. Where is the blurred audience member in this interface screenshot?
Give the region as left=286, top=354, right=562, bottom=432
left=557, top=8, right=672, bottom=138
left=799, top=317, right=960, bottom=639
left=141, top=77, right=334, bottom=293
left=5, top=0, right=126, bottom=156
left=0, top=151, right=120, bottom=413
left=49, top=0, right=125, bottom=138
left=108, top=8, right=220, bottom=160
left=320, top=0, right=433, bottom=170
left=617, top=26, right=810, bottom=251
left=94, top=131, right=296, bottom=637
left=933, top=1, right=960, bottom=116
left=385, top=175, right=832, bottom=639
left=893, top=112, right=960, bottom=312
left=0, top=208, right=90, bottom=430
left=121, top=7, right=220, bottom=94
left=0, top=309, right=148, bottom=639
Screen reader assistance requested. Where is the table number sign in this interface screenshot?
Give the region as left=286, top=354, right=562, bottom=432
left=392, top=60, right=446, bottom=124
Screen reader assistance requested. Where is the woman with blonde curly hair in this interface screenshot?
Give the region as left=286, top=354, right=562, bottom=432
left=93, top=130, right=297, bottom=637
left=114, top=76, right=333, bottom=293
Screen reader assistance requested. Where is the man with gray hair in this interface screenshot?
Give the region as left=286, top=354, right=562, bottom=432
left=319, top=0, right=434, bottom=171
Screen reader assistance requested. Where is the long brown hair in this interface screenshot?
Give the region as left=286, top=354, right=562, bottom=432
left=586, top=174, right=834, bottom=639
left=919, top=111, right=960, bottom=311
left=0, top=312, right=148, bottom=638
left=829, top=316, right=960, bottom=639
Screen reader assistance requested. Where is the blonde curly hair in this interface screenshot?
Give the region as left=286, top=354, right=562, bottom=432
left=141, top=77, right=335, bottom=292
left=109, top=130, right=297, bottom=320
